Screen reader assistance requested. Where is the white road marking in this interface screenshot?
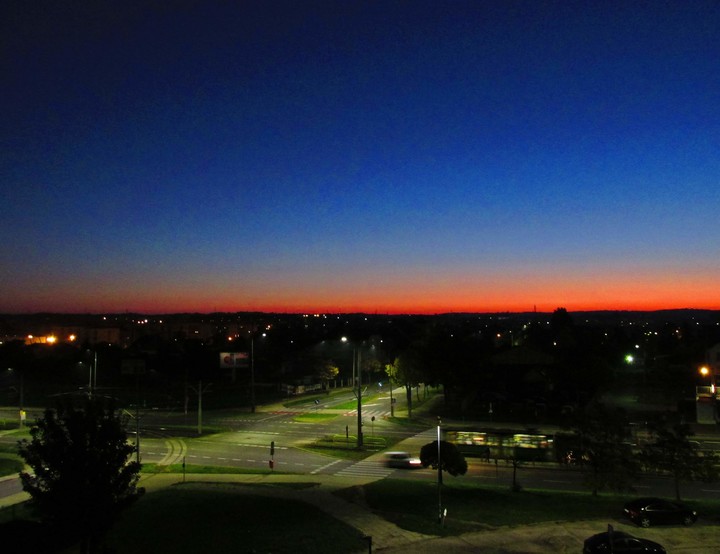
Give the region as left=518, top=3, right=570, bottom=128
left=311, top=459, right=342, bottom=474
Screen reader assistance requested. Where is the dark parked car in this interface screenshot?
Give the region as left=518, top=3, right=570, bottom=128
left=583, top=531, right=665, bottom=554
left=624, top=497, right=697, bottom=528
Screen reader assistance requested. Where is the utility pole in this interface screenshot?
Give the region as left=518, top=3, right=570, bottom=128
left=389, top=379, right=394, bottom=417
left=198, top=380, right=203, bottom=434
left=192, top=380, right=212, bottom=435
left=437, top=416, right=443, bottom=524
left=135, top=402, right=140, bottom=464
left=250, top=337, right=256, bottom=413
left=343, top=337, right=364, bottom=448
left=356, top=347, right=363, bottom=448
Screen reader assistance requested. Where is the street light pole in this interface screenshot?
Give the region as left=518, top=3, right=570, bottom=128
left=343, top=337, right=363, bottom=448
left=250, top=337, right=256, bottom=413
left=437, top=416, right=443, bottom=524
left=700, top=366, right=716, bottom=395
left=389, top=380, right=394, bottom=417
left=356, top=347, right=363, bottom=448
left=87, top=350, right=98, bottom=397
left=249, top=332, right=266, bottom=413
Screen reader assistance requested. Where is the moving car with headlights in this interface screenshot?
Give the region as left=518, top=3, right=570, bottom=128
left=583, top=531, right=665, bottom=554
left=382, top=451, right=422, bottom=468
left=624, top=497, right=697, bottom=527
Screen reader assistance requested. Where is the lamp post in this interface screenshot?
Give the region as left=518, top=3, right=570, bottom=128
left=86, top=350, right=97, bottom=397
left=342, top=337, right=363, bottom=448
left=700, top=366, right=716, bottom=395
left=437, top=416, right=443, bottom=524
left=8, top=368, right=24, bottom=428
left=250, top=337, right=256, bottom=413
left=389, top=379, right=394, bottom=417
left=249, top=332, right=266, bottom=413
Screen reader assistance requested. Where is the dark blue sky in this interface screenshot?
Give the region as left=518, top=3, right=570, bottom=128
left=2, top=1, right=719, bottom=313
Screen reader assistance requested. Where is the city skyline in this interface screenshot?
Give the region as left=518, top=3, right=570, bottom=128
left=3, top=2, right=719, bottom=315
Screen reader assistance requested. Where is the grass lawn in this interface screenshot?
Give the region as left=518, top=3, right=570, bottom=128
left=301, top=433, right=392, bottom=460
left=5, top=477, right=720, bottom=552
left=0, top=457, right=24, bottom=477
left=104, top=484, right=366, bottom=554
left=292, top=412, right=338, bottom=423
left=346, top=479, right=720, bottom=537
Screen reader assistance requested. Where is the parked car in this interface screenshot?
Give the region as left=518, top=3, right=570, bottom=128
left=382, top=451, right=422, bottom=469
left=624, top=497, right=697, bottom=527
left=583, top=531, right=665, bottom=554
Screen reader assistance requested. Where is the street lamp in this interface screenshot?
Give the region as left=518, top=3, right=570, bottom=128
left=700, top=366, right=716, bottom=395
left=7, top=368, right=25, bottom=428
left=437, top=416, right=443, bottom=524
left=389, top=378, right=394, bottom=417
left=250, top=332, right=267, bottom=413
left=342, top=337, right=363, bottom=448
left=86, top=350, right=98, bottom=397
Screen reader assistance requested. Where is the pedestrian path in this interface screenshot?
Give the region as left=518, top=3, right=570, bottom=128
left=344, top=408, right=391, bottom=419
left=334, top=458, right=394, bottom=479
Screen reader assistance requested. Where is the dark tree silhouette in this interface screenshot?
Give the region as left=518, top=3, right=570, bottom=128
left=640, top=418, right=719, bottom=501
left=420, top=440, right=468, bottom=483
left=18, top=397, right=142, bottom=553
left=570, top=403, right=639, bottom=496
left=386, top=351, right=423, bottom=418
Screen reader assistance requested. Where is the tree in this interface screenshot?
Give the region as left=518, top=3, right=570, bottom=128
left=420, top=440, right=468, bottom=483
left=386, top=350, right=423, bottom=418
left=18, top=397, right=142, bottom=553
left=315, top=360, right=339, bottom=390
left=569, top=403, right=639, bottom=496
left=639, top=419, right=719, bottom=501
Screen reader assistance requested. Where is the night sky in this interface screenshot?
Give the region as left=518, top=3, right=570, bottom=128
left=3, top=1, right=719, bottom=314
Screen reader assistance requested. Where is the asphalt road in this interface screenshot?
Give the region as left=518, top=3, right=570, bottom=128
left=3, top=389, right=720, bottom=504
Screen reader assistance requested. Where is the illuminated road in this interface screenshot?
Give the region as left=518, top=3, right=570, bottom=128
left=3, top=393, right=720, bottom=504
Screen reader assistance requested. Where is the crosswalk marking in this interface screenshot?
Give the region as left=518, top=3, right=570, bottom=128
left=343, top=409, right=390, bottom=418
left=311, top=459, right=342, bottom=474
left=334, top=459, right=393, bottom=478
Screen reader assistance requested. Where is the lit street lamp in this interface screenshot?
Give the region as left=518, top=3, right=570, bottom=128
left=700, top=366, right=716, bottom=395
left=250, top=332, right=267, bottom=413
left=342, top=337, right=363, bottom=448
left=86, top=350, right=98, bottom=397
left=7, top=367, right=25, bottom=427
left=437, top=416, right=444, bottom=525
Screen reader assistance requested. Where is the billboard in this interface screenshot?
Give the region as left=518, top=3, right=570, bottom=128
left=219, top=352, right=249, bottom=368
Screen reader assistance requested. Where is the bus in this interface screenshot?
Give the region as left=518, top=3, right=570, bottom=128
left=444, top=428, right=554, bottom=462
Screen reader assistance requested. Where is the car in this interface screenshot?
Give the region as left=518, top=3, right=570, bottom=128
left=382, top=451, right=422, bottom=469
left=583, top=531, right=665, bottom=554
left=623, top=497, right=698, bottom=528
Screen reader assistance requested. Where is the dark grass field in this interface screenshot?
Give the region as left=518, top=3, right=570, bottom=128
left=3, top=477, right=720, bottom=553
left=103, top=485, right=365, bottom=554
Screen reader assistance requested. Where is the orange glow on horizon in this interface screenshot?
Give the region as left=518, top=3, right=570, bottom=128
left=4, top=267, right=719, bottom=315
left=28, top=293, right=719, bottom=316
